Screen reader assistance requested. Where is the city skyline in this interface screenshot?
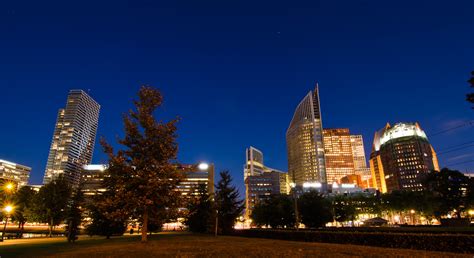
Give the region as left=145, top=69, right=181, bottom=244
left=1, top=1, right=474, bottom=195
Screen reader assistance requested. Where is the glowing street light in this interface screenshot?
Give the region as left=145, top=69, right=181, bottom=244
left=4, top=183, right=14, bottom=192
left=468, top=210, right=474, bottom=216
left=1, top=204, right=14, bottom=242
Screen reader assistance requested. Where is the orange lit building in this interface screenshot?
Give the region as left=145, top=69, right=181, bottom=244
left=323, top=128, right=354, bottom=184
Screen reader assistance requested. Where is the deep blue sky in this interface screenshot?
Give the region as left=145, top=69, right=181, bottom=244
left=1, top=1, right=474, bottom=195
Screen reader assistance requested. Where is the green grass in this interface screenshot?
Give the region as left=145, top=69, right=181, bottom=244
left=1, top=232, right=470, bottom=258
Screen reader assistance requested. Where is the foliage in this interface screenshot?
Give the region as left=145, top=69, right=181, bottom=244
left=185, top=183, right=213, bottom=233
left=215, top=171, right=244, bottom=234
left=85, top=195, right=127, bottom=239
left=297, top=191, right=333, bottom=228
left=65, top=185, right=84, bottom=243
left=424, top=168, right=473, bottom=218
left=34, top=175, right=72, bottom=237
left=251, top=194, right=295, bottom=229
left=100, top=86, right=183, bottom=242
left=332, top=195, right=357, bottom=224
left=467, top=71, right=474, bottom=108
left=11, top=186, right=37, bottom=237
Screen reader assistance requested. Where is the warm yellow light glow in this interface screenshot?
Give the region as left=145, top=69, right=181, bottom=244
left=4, top=205, right=13, bottom=214
left=468, top=210, right=474, bottom=216
left=410, top=209, right=415, bottom=214
left=5, top=183, right=14, bottom=191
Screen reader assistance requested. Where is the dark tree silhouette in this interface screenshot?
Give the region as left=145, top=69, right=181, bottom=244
left=468, top=71, right=474, bottom=108
left=298, top=191, right=332, bottom=228
left=185, top=184, right=213, bottom=233
left=11, top=186, right=37, bottom=238
left=425, top=168, right=473, bottom=218
left=34, top=175, right=72, bottom=237
left=65, top=185, right=84, bottom=243
left=251, top=194, right=295, bottom=228
left=215, top=171, right=244, bottom=234
left=101, top=86, right=183, bottom=242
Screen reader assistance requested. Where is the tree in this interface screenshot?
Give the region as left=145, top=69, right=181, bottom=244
left=333, top=196, right=357, bottom=226
left=34, top=175, right=72, bottom=237
left=467, top=71, right=474, bottom=108
left=425, top=168, right=472, bottom=218
left=65, top=185, right=84, bottom=243
left=215, top=171, right=244, bottom=234
left=185, top=184, right=213, bottom=233
left=298, top=191, right=332, bottom=228
left=11, top=186, right=37, bottom=238
left=85, top=195, right=127, bottom=239
left=101, top=86, right=183, bottom=242
left=251, top=194, right=295, bottom=229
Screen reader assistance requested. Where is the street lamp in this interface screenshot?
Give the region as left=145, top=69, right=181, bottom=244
left=4, top=183, right=14, bottom=192
left=1, top=205, right=14, bottom=242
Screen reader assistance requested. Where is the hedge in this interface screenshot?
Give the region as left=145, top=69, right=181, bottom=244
left=231, top=229, right=474, bottom=253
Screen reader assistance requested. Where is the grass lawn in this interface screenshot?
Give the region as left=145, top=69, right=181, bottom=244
left=1, top=232, right=470, bottom=258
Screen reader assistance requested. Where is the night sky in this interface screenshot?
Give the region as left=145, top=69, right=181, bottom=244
left=1, top=1, right=473, bottom=195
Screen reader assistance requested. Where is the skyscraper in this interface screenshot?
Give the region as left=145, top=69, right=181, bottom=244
left=370, top=122, right=440, bottom=193
left=244, top=146, right=288, bottom=218
left=44, top=90, right=100, bottom=186
left=323, top=128, right=354, bottom=183
left=286, top=85, right=326, bottom=188
left=350, top=135, right=371, bottom=187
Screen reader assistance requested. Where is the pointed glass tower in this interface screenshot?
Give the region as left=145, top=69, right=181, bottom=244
left=286, top=84, right=327, bottom=188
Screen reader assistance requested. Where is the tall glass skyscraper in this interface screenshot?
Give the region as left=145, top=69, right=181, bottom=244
left=323, top=128, right=354, bottom=184
left=43, top=90, right=100, bottom=186
left=286, top=85, right=326, bottom=188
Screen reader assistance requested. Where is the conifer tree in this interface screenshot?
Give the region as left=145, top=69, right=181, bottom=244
left=101, top=86, right=183, bottom=242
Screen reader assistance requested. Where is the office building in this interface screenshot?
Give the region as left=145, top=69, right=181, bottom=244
left=0, top=159, right=31, bottom=187
left=286, top=85, right=326, bottom=189
left=350, top=135, right=372, bottom=188
left=44, top=90, right=100, bottom=186
left=323, top=128, right=354, bottom=183
left=176, top=163, right=215, bottom=198
left=81, top=164, right=108, bottom=199
left=244, top=146, right=288, bottom=218
left=370, top=122, right=440, bottom=193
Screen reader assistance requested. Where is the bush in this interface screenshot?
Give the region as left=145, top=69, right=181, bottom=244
left=231, top=229, right=474, bottom=253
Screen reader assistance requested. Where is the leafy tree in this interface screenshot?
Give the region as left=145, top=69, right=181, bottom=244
left=298, top=191, right=332, bottom=228
left=215, top=171, right=244, bottom=234
left=333, top=196, right=357, bottom=225
left=101, top=86, right=183, bottom=242
left=65, top=185, right=84, bottom=243
left=34, top=175, right=72, bottom=237
left=467, top=71, right=474, bottom=108
left=11, top=186, right=37, bottom=238
left=251, top=194, right=295, bottom=228
left=425, top=168, right=472, bottom=218
left=185, top=184, right=213, bottom=233
left=85, top=195, right=127, bottom=239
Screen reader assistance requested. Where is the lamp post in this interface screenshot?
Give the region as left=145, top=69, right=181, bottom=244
left=410, top=209, right=416, bottom=225
left=1, top=205, right=13, bottom=242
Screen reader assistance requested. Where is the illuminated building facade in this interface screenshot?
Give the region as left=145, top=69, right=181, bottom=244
left=370, top=122, right=440, bottom=193
left=323, top=128, right=354, bottom=183
left=176, top=163, right=215, bottom=198
left=244, top=146, right=288, bottom=218
left=0, top=159, right=31, bottom=187
left=80, top=163, right=214, bottom=200
left=81, top=164, right=108, bottom=199
left=350, top=135, right=372, bottom=188
left=44, top=90, right=100, bottom=186
left=286, top=85, right=326, bottom=189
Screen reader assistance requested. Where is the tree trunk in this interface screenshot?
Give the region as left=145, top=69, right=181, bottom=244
left=141, top=208, right=148, bottom=243
left=49, top=218, right=53, bottom=238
